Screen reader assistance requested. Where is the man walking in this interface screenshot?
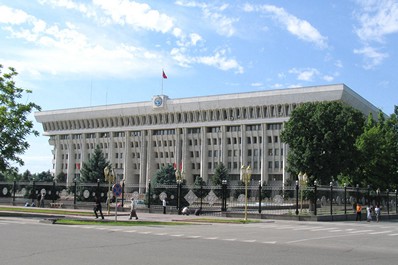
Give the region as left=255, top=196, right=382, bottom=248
left=129, top=198, right=138, bottom=220
left=94, top=196, right=104, bottom=219
left=356, top=203, right=362, bottom=221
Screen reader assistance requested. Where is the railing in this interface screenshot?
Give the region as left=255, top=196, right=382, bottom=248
left=0, top=181, right=397, bottom=219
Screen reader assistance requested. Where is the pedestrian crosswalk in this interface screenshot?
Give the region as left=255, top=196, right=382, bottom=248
left=2, top=217, right=398, bottom=245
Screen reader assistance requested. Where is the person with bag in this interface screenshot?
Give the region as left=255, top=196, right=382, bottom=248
left=129, top=198, right=138, bottom=220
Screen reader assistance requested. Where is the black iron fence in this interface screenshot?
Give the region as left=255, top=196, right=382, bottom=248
left=1, top=180, right=397, bottom=218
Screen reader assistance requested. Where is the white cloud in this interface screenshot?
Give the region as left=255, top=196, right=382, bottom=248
left=0, top=5, right=33, bottom=24
left=171, top=47, right=244, bottom=73
left=176, top=1, right=237, bottom=37
left=93, top=0, right=174, bottom=33
left=354, top=0, right=398, bottom=42
left=244, top=4, right=328, bottom=49
left=289, top=68, right=320, bottom=81
left=323, top=75, right=334, bottom=82
left=353, top=0, right=397, bottom=69
left=251, top=82, right=263, bottom=87
left=353, top=46, right=388, bottom=69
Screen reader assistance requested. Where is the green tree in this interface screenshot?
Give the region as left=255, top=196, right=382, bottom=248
left=80, top=145, right=111, bottom=183
left=210, top=162, right=229, bottom=186
left=152, top=164, right=178, bottom=185
left=32, top=170, right=53, bottom=182
left=55, top=172, right=67, bottom=183
left=0, top=65, right=41, bottom=171
left=281, top=101, right=365, bottom=185
left=355, top=109, right=398, bottom=189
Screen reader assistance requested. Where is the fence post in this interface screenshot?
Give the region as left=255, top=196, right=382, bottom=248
left=52, top=179, right=56, bottom=203
left=147, top=180, right=151, bottom=209
left=73, top=178, right=77, bottom=206
left=295, top=181, right=299, bottom=215
left=330, top=182, right=333, bottom=217
left=31, top=178, right=35, bottom=203
left=12, top=179, right=16, bottom=205
left=121, top=180, right=125, bottom=207
left=387, top=189, right=390, bottom=217
left=314, top=181, right=317, bottom=216
left=200, top=183, right=203, bottom=211
left=221, top=179, right=227, bottom=212
left=258, top=181, right=262, bottom=214
left=395, top=189, right=397, bottom=214
left=344, top=183, right=347, bottom=216
left=356, top=184, right=359, bottom=204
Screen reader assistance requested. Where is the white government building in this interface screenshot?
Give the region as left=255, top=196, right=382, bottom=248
left=34, top=84, right=379, bottom=189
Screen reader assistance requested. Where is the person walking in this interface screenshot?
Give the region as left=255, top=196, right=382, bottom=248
left=375, top=204, right=381, bottom=222
left=129, top=198, right=138, bottom=220
left=162, top=198, right=167, bottom=214
left=94, top=196, right=104, bottom=219
left=366, top=205, right=372, bottom=222
left=355, top=203, right=362, bottom=221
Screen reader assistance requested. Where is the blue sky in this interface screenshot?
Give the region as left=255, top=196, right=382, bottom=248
left=1, top=0, right=397, bottom=174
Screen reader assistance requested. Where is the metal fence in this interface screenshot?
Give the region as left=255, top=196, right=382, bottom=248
left=1, top=180, right=397, bottom=218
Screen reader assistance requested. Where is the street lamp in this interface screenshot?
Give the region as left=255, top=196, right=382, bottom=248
left=298, top=172, right=308, bottom=213
left=241, top=165, right=252, bottom=221
left=175, top=168, right=184, bottom=214
left=314, top=180, right=318, bottom=216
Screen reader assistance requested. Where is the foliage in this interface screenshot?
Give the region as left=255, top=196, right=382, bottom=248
left=80, top=145, right=111, bottom=183
left=56, top=172, right=67, bottom=183
left=151, top=164, right=178, bottom=185
left=281, top=101, right=365, bottom=185
left=193, top=176, right=207, bottom=199
left=0, top=65, right=41, bottom=172
left=355, top=109, right=398, bottom=190
left=210, top=162, right=229, bottom=186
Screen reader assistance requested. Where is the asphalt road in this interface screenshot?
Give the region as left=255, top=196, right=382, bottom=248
left=1, top=217, right=397, bottom=265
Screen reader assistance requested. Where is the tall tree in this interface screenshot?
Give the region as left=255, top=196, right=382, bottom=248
left=80, top=145, right=111, bottom=183
left=356, top=109, right=398, bottom=189
left=0, top=65, right=41, bottom=171
left=281, top=101, right=365, bottom=185
left=211, top=162, right=229, bottom=186
left=151, top=164, right=177, bottom=185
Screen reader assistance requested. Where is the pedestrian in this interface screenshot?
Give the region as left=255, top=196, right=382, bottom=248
left=40, top=192, right=45, bottom=208
left=375, top=204, right=381, bottom=222
left=129, top=198, right=138, bottom=220
left=162, top=198, right=167, bottom=214
left=355, top=203, right=362, bottom=221
left=182, top=206, right=190, bottom=215
left=94, top=196, right=104, bottom=219
left=366, top=205, right=372, bottom=222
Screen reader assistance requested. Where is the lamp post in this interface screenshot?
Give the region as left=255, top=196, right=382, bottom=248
left=344, top=183, right=347, bottom=215
left=386, top=189, right=390, bottom=216
left=395, top=189, right=398, bottom=214
left=241, top=165, right=252, bottom=221
left=147, top=180, right=151, bottom=209
left=295, top=180, right=299, bottom=215
left=376, top=188, right=381, bottom=206
left=222, top=179, right=227, bottom=212
left=73, top=178, right=77, bottom=206
left=314, top=180, right=317, bottom=216
left=330, top=181, right=333, bottom=216
left=356, top=184, right=360, bottom=204
left=298, top=172, right=308, bottom=213
left=367, top=185, right=371, bottom=207
left=175, top=168, right=184, bottom=214
left=258, top=180, right=262, bottom=214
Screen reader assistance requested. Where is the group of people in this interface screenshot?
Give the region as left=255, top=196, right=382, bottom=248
left=356, top=203, right=381, bottom=222
left=93, top=196, right=139, bottom=220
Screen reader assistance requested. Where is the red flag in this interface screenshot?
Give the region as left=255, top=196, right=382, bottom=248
left=162, top=70, right=167, bottom=79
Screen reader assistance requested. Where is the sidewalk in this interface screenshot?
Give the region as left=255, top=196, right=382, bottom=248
left=0, top=205, right=225, bottom=223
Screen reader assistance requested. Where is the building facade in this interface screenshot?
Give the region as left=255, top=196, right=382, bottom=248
left=34, top=84, right=379, bottom=189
